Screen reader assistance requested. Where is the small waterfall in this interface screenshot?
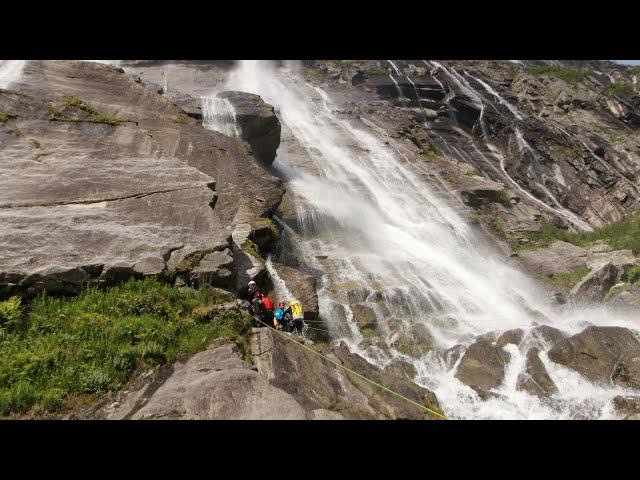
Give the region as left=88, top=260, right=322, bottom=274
left=466, top=72, right=524, bottom=121
left=0, top=60, right=26, bottom=89
left=201, top=96, right=240, bottom=138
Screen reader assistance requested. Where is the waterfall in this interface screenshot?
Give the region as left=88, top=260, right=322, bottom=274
left=0, top=60, right=26, bottom=89
left=221, top=60, right=640, bottom=419
left=201, top=96, right=240, bottom=138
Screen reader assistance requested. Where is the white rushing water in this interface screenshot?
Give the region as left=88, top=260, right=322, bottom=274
left=201, top=96, right=240, bottom=138
left=222, top=60, right=640, bottom=419
left=0, top=60, right=26, bottom=89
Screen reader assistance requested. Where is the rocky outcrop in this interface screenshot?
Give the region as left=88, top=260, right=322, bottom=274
left=454, top=338, right=510, bottom=397
left=548, top=326, right=640, bottom=389
left=0, top=61, right=284, bottom=299
left=100, top=343, right=307, bottom=420
left=518, top=241, right=591, bottom=277
left=271, top=262, right=319, bottom=320
left=217, top=91, right=281, bottom=165
left=569, top=262, right=618, bottom=304
left=516, top=347, right=558, bottom=398
left=250, top=327, right=442, bottom=419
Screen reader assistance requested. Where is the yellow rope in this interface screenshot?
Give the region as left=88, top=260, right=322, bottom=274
left=253, top=319, right=447, bottom=420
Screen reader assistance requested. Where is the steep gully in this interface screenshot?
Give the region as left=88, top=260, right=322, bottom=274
left=199, top=61, right=640, bottom=419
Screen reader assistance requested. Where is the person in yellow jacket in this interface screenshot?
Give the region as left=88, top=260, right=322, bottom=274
left=289, top=300, right=304, bottom=334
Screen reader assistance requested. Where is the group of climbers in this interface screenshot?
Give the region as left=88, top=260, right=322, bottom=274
left=244, top=280, right=304, bottom=334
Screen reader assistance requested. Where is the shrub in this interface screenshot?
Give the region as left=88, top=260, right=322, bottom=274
left=603, top=83, right=637, bottom=99
left=527, top=66, right=589, bottom=85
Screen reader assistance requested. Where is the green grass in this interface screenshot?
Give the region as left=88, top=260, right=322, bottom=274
left=0, top=278, right=250, bottom=417
left=0, top=111, right=18, bottom=123
left=527, top=66, right=590, bottom=85
left=48, top=95, right=119, bottom=126
left=514, top=213, right=640, bottom=254
left=625, top=265, right=640, bottom=284
left=497, top=189, right=512, bottom=207
left=30, top=139, right=41, bottom=149
left=628, top=66, right=640, bottom=75
left=408, top=134, right=439, bottom=160
left=241, top=240, right=264, bottom=262
left=541, top=267, right=590, bottom=290
left=492, top=218, right=506, bottom=238
left=603, top=82, right=637, bottom=99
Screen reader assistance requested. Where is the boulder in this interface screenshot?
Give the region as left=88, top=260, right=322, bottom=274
left=607, top=284, right=640, bottom=310
left=352, top=303, right=379, bottom=330
left=548, top=326, right=640, bottom=389
left=392, top=322, right=436, bottom=358
left=496, top=328, right=525, bottom=347
left=518, top=241, right=590, bottom=277
left=102, top=343, right=307, bottom=420
left=455, top=339, right=510, bottom=397
left=531, top=325, right=567, bottom=348
left=189, top=249, right=235, bottom=289
left=250, top=327, right=441, bottom=419
left=569, top=262, right=618, bottom=304
left=612, top=395, right=640, bottom=416
left=517, top=347, right=558, bottom=398
left=217, top=91, right=281, bottom=165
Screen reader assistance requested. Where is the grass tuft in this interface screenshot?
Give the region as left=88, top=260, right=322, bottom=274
left=514, top=213, right=640, bottom=255
left=603, top=83, right=637, bottom=99
left=527, top=66, right=590, bottom=85
left=0, top=278, right=249, bottom=417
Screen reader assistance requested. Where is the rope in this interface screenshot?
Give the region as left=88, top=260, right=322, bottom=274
left=252, top=319, right=447, bottom=420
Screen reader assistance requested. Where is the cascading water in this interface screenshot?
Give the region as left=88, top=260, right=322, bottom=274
left=221, top=60, right=640, bottom=419
left=0, top=60, right=26, bottom=89
left=202, top=96, right=240, bottom=138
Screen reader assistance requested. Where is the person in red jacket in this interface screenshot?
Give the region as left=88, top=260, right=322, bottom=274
left=259, top=294, right=276, bottom=328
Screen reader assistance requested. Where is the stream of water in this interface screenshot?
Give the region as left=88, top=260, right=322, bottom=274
left=220, top=60, right=640, bottom=419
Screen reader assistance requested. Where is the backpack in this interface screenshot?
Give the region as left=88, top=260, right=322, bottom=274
left=274, top=308, right=285, bottom=321
left=261, top=296, right=274, bottom=311
left=289, top=301, right=303, bottom=319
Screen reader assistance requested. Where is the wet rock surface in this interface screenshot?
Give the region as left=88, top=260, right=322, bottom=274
left=217, top=91, right=281, bottom=165
left=250, top=327, right=441, bottom=419
left=517, top=347, right=558, bottom=398
left=569, top=262, right=618, bottom=304
left=454, top=338, right=510, bottom=397
left=548, top=326, right=640, bottom=389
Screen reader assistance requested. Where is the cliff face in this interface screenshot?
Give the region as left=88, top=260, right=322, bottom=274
left=0, top=61, right=283, bottom=299
left=305, top=60, right=640, bottom=233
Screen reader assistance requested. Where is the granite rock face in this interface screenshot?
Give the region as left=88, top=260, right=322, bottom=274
left=0, top=61, right=284, bottom=299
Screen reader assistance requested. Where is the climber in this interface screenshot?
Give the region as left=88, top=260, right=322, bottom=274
left=244, top=280, right=259, bottom=302
left=289, top=299, right=304, bottom=334
left=275, top=300, right=292, bottom=332
left=260, top=293, right=276, bottom=329
left=274, top=302, right=286, bottom=332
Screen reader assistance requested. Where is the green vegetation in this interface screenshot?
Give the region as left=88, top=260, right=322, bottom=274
left=497, top=189, right=512, bottom=207
left=625, top=264, right=640, bottom=284
left=30, top=139, right=41, bottom=149
left=0, top=278, right=250, bottom=417
left=527, top=66, right=591, bottom=85
left=628, top=66, right=640, bottom=75
left=0, top=111, right=18, bottom=123
left=363, top=67, right=389, bottom=76
left=513, top=214, right=640, bottom=254
left=241, top=240, right=264, bottom=262
left=603, top=82, right=637, bottom=99
left=492, top=218, right=506, bottom=238
left=408, top=133, right=439, bottom=160
left=263, top=218, right=280, bottom=242
left=46, top=95, right=119, bottom=126
left=541, top=267, right=590, bottom=290
left=303, top=66, right=324, bottom=84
